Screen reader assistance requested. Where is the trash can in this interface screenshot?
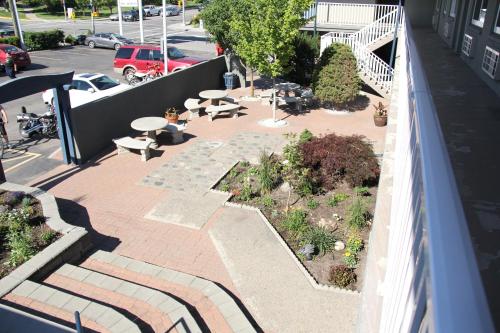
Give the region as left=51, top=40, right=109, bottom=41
left=223, top=72, right=236, bottom=90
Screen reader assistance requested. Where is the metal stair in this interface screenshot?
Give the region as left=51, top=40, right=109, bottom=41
left=320, top=9, right=402, bottom=98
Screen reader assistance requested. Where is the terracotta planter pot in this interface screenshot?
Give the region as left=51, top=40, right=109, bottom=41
left=373, top=115, right=387, bottom=127
left=165, top=113, right=179, bottom=124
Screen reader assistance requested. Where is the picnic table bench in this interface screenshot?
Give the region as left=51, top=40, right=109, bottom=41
left=205, top=103, right=239, bottom=122
left=113, top=136, right=153, bottom=161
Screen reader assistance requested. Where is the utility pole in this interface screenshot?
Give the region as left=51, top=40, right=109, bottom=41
left=62, top=0, right=67, bottom=20
left=118, top=0, right=123, bottom=35
left=182, top=0, right=185, bottom=26
left=162, top=0, right=168, bottom=74
left=90, top=0, right=95, bottom=34
left=138, top=0, right=144, bottom=43
left=7, top=0, right=25, bottom=49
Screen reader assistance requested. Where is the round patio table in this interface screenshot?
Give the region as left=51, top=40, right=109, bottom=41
left=274, top=82, right=300, bottom=97
left=131, top=116, right=168, bottom=149
left=199, top=90, right=228, bottom=105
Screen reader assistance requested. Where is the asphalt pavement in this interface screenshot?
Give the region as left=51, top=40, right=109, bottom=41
left=0, top=10, right=216, bottom=185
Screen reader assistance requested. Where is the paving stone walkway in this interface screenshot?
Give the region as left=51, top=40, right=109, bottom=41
left=142, top=132, right=286, bottom=229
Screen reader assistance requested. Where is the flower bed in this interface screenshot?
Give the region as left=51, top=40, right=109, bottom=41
left=216, top=130, right=379, bottom=290
left=0, top=190, right=59, bottom=279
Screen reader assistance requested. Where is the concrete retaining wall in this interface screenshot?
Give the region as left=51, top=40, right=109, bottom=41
left=70, top=56, right=227, bottom=163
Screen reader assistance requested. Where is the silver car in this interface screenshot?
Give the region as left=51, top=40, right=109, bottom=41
left=163, top=5, right=181, bottom=16
left=86, top=33, right=134, bottom=50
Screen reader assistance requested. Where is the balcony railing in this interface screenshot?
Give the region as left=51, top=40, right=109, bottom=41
left=378, top=12, right=495, bottom=332
left=304, top=2, right=398, bottom=27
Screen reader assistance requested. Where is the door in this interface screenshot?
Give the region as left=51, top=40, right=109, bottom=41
left=70, top=80, right=94, bottom=106
left=134, top=49, right=152, bottom=72
left=100, top=33, right=113, bottom=48
left=151, top=49, right=165, bottom=72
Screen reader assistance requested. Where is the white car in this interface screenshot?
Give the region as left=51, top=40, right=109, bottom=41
left=42, top=73, right=131, bottom=108
left=144, top=5, right=161, bottom=16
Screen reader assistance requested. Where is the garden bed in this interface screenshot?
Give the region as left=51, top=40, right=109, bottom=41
left=215, top=130, right=379, bottom=290
left=0, top=190, right=59, bottom=279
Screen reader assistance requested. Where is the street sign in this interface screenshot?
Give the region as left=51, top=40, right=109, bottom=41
left=119, top=0, right=138, bottom=7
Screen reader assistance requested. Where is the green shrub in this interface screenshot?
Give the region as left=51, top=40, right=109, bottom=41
left=220, top=182, right=230, bottom=192
left=40, top=228, right=57, bottom=246
left=300, top=133, right=379, bottom=189
left=312, top=43, right=361, bottom=109
left=301, top=226, right=336, bottom=255
left=346, top=197, right=369, bottom=230
left=329, top=265, right=356, bottom=288
left=7, top=226, right=35, bottom=267
left=346, top=234, right=364, bottom=253
left=282, top=134, right=315, bottom=197
left=282, top=209, right=308, bottom=238
left=343, top=251, right=358, bottom=268
left=191, top=14, right=201, bottom=26
left=327, top=193, right=350, bottom=207
left=21, top=197, right=32, bottom=209
left=0, top=36, right=20, bottom=47
left=284, top=32, right=320, bottom=85
left=306, top=198, right=319, bottom=210
left=24, top=30, right=64, bottom=51
left=64, top=34, right=76, bottom=45
left=299, top=129, right=314, bottom=144
left=260, top=195, right=275, bottom=208
left=258, top=152, right=280, bottom=195
left=237, top=180, right=253, bottom=202
left=354, top=186, right=370, bottom=196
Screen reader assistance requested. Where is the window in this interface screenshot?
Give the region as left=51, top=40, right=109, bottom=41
left=90, top=76, right=119, bottom=90
left=494, top=5, right=500, bottom=34
left=482, top=46, right=499, bottom=79
left=72, top=80, right=92, bottom=91
left=462, top=34, right=473, bottom=56
left=450, top=0, right=458, bottom=17
left=472, top=0, right=488, bottom=27
left=167, top=47, right=185, bottom=60
left=115, top=47, right=133, bottom=59
left=152, top=50, right=164, bottom=61
left=136, top=49, right=151, bottom=60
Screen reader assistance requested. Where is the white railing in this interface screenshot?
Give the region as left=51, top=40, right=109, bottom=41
left=321, top=32, right=394, bottom=94
left=352, top=9, right=401, bottom=47
left=378, top=13, right=495, bottom=332
left=305, top=2, right=398, bottom=27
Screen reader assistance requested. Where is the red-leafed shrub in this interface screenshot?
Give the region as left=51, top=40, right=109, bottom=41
left=299, top=133, right=379, bottom=189
left=329, top=264, right=357, bottom=288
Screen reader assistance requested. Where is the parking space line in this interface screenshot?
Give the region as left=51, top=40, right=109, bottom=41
left=48, top=147, right=61, bottom=159
left=3, top=151, right=41, bottom=173
left=30, top=55, right=63, bottom=61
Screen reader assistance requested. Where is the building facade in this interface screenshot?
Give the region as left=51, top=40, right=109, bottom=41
left=434, top=0, right=500, bottom=95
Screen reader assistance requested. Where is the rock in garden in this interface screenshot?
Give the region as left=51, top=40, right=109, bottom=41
left=279, top=182, right=291, bottom=193
left=334, top=241, right=345, bottom=251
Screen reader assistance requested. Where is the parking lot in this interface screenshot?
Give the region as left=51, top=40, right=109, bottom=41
left=0, top=14, right=216, bottom=184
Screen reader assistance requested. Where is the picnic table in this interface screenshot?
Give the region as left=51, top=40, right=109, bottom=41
left=199, top=90, right=228, bottom=105
left=131, top=116, right=168, bottom=149
left=274, top=82, right=300, bottom=97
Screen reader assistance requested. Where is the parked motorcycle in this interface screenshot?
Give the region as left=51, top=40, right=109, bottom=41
left=128, top=63, right=163, bottom=86
left=16, top=106, right=58, bottom=139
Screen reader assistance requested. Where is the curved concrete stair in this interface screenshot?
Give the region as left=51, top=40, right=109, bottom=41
left=82, top=250, right=257, bottom=333
left=4, top=280, right=140, bottom=333
left=47, top=264, right=202, bottom=333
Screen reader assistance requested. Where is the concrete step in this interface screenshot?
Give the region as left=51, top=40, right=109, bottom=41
left=360, top=74, right=391, bottom=99
left=367, top=34, right=394, bottom=52
left=4, top=280, right=140, bottom=333
left=83, top=250, right=257, bottom=333
left=47, top=264, right=202, bottom=333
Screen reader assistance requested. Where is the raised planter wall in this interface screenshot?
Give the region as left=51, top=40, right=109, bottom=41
left=0, top=182, right=91, bottom=298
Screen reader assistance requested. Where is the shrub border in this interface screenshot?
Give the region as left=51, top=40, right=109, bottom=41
left=210, top=163, right=360, bottom=295
left=0, top=182, right=91, bottom=297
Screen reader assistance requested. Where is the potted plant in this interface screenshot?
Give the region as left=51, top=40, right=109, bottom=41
left=165, top=107, right=179, bottom=124
left=373, top=102, right=388, bottom=127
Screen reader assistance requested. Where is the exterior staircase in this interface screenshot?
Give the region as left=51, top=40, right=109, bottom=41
left=320, top=7, right=403, bottom=98
left=1, top=250, right=257, bottom=333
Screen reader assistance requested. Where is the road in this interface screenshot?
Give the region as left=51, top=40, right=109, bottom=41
left=0, top=9, right=216, bottom=185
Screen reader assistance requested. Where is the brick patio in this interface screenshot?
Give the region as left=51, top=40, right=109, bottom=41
left=22, top=84, right=387, bottom=332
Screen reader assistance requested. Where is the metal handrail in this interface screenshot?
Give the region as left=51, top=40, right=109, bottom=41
left=74, top=311, right=84, bottom=333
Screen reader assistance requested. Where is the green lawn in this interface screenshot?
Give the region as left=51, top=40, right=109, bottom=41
left=0, top=9, right=27, bottom=19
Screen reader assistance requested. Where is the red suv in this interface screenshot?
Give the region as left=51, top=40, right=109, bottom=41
left=113, top=44, right=204, bottom=78
left=0, top=44, right=31, bottom=70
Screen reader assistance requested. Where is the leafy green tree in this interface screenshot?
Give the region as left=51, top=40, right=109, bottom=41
left=230, top=0, right=313, bottom=97
left=200, top=0, right=238, bottom=51
left=284, top=32, right=319, bottom=85
left=313, top=43, right=361, bottom=110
